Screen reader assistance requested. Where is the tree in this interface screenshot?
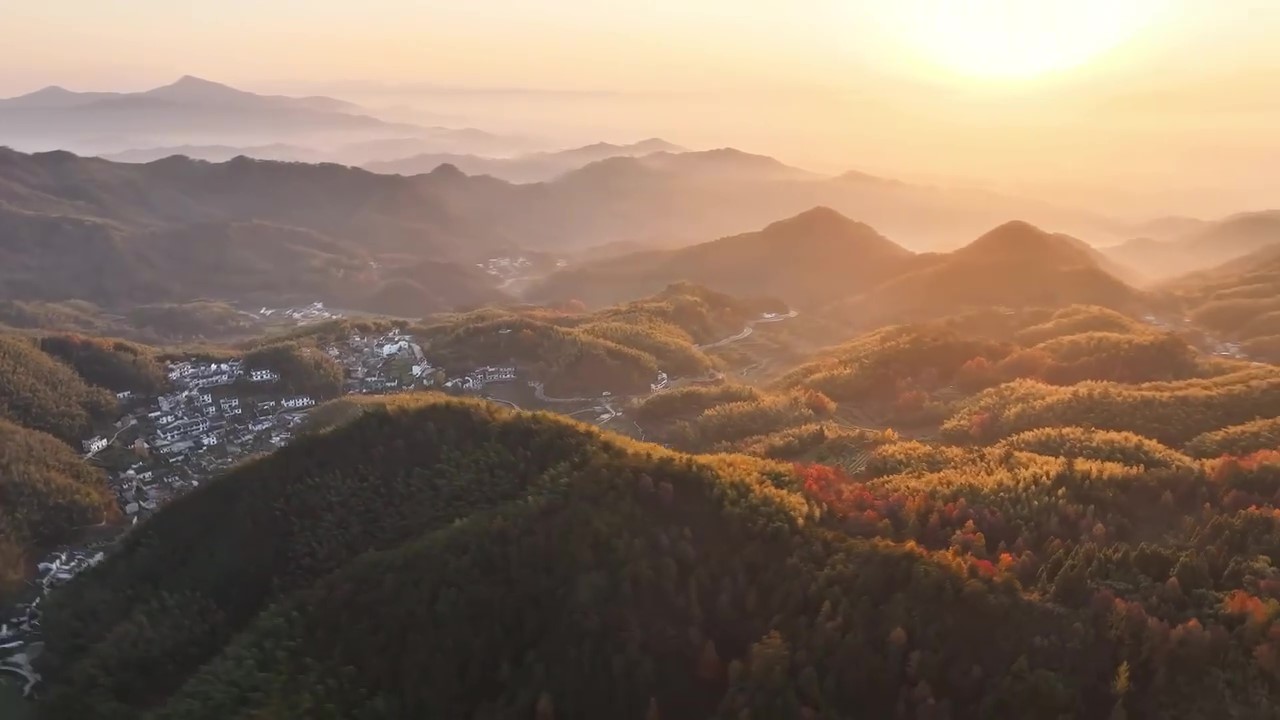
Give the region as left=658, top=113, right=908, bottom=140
left=697, top=640, right=725, bottom=683
left=535, top=691, right=555, bottom=720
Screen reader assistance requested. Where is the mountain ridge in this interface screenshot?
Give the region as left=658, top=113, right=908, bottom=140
left=527, top=206, right=915, bottom=308
left=363, top=138, right=687, bottom=181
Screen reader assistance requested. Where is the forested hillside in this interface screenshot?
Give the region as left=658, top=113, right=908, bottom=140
left=833, top=221, right=1146, bottom=327
left=0, top=420, right=117, bottom=596
left=1164, top=243, right=1280, bottom=361
left=0, top=150, right=511, bottom=316
left=419, top=283, right=772, bottom=394
left=0, top=148, right=1133, bottom=320
left=531, top=213, right=1149, bottom=333
left=34, top=388, right=1280, bottom=719
left=527, top=207, right=916, bottom=309
left=37, top=334, right=169, bottom=395
left=0, top=334, right=116, bottom=443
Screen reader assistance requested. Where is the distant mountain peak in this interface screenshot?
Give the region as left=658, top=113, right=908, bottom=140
left=429, top=162, right=467, bottom=179
left=968, top=220, right=1050, bottom=247
left=752, top=207, right=912, bottom=260
left=171, top=75, right=227, bottom=89
left=28, top=85, right=72, bottom=96
left=960, top=220, right=1108, bottom=269
left=764, top=206, right=866, bottom=235
left=146, top=75, right=242, bottom=99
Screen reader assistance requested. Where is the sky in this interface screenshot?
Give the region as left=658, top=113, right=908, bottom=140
left=2, top=0, right=1278, bottom=219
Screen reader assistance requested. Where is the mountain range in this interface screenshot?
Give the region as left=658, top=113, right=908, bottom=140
left=527, top=207, right=916, bottom=308
left=831, top=220, right=1147, bottom=327
left=530, top=208, right=1148, bottom=326
left=363, top=138, right=687, bottom=182
left=0, top=76, right=532, bottom=157
left=3, top=147, right=1268, bottom=325
left=0, top=148, right=515, bottom=316
left=1100, top=210, right=1280, bottom=281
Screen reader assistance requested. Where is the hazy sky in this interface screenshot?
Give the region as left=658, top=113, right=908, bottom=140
left=3, top=1, right=1278, bottom=218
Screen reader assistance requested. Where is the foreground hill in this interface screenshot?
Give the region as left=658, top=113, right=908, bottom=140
left=33, top=391, right=1280, bottom=719
left=1102, top=210, right=1280, bottom=280
left=836, top=221, right=1147, bottom=327
left=528, top=207, right=916, bottom=308
left=0, top=334, right=134, bottom=595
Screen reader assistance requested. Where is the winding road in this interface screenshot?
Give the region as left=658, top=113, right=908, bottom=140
left=497, top=310, right=799, bottom=436
left=83, top=418, right=137, bottom=460
left=694, top=310, right=798, bottom=351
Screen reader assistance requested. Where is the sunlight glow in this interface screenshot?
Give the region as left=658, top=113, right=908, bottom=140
left=894, top=0, right=1163, bottom=79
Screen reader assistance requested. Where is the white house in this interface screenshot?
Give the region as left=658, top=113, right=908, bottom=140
left=475, top=366, right=516, bottom=384
left=116, top=390, right=133, bottom=401
left=250, top=369, right=279, bottom=383
left=82, top=436, right=109, bottom=454
left=281, top=396, right=316, bottom=410
left=380, top=341, right=409, bottom=357
left=156, top=417, right=210, bottom=442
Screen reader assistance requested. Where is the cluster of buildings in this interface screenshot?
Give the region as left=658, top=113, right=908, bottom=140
left=650, top=371, right=669, bottom=393
left=2, top=549, right=107, bottom=697
left=167, top=359, right=244, bottom=389
left=90, top=330, right=535, bottom=530
left=1142, top=314, right=1249, bottom=359
left=478, top=256, right=534, bottom=279
left=257, top=301, right=343, bottom=324
left=443, top=365, right=517, bottom=392
left=329, top=329, right=437, bottom=394
left=85, top=356, right=330, bottom=522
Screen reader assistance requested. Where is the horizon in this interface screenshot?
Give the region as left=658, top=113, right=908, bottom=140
left=3, top=1, right=1279, bottom=220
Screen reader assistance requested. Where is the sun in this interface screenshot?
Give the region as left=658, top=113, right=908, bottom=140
left=893, top=0, right=1161, bottom=80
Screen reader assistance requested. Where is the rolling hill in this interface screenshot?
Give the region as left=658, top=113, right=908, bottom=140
left=1161, top=242, right=1280, bottom=360
left=32, top=390, right=1280, bottom=719
left=0, top=334, right=117, bottom=444
left=527, top=207, right=916, bottom=308
left=418, top=283, right=767, bottom=394
left=836, top=220, right=1147, bottom=327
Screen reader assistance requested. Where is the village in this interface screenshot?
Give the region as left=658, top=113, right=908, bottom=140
left=75, top=328, right=537, bottom=527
